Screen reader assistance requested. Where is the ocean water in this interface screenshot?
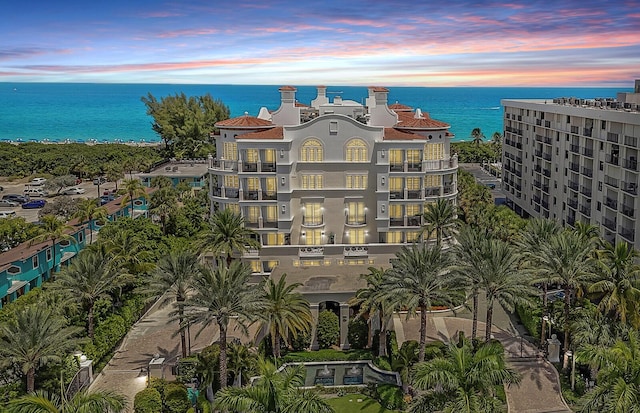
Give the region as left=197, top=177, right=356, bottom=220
left=0, top=83, right=630, bottom=143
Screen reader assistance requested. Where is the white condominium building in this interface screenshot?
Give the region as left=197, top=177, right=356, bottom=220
left=502, top=80, right=640, bottom=248
left=208, top=85, right=458, bottom=348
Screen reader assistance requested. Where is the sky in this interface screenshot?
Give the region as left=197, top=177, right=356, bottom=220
left=1, top=0, right=639, bottom=87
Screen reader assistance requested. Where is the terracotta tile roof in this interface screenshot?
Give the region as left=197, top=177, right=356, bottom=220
left=279, top=86, right=297, bottom=91
left=396, top=111, right=450, bottom=130
left=389, top=102, right=413, bottom=111
left=383, top=128, right=423, bottom=140
left=295, top=102, right=309, bottom=108
left=236, top=127, right=284, bottom=140
left=215, top=114, right=274, bottom=129
left=370, top=87, right=389, bottom=93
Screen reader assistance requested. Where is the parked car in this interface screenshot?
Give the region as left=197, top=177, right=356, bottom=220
left=99, top=194, right=116, bottom=205
left=0, top=199, right=19, bottom=207
left=62, top=187, right=86, bottom=195
left=21, top=199, right=46, bottom=209
left=93, top=177, right=107, bottom=185
left=0, top=210, right=17, bottom=218
left=2, top=194, right=29, bottom=204
left=29, top=177, right=47, bottom=186
left=23, top=187, right=48, bottom=197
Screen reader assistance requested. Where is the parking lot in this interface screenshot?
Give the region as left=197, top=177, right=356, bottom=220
left=459, top=163, right=504, bottom=202
left=0, top=178, right=117, bottom=223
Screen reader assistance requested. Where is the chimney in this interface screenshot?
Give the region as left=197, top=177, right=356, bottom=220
left=271, top=86, right=301, bottom=126
left=367, top=87, right=397, bottom=127
left=311, top=85, right=329, bottom=108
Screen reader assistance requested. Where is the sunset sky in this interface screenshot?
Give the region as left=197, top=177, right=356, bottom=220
left=2, top=0, right=639, bottom=86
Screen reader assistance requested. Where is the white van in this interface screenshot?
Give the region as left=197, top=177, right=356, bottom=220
left=23, top=187, right=48, bottom=197
left=0, top=210, right=17, bottom=218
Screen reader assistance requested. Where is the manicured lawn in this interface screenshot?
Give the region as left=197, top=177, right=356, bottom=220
left=327, top=394, right=401, bottom=413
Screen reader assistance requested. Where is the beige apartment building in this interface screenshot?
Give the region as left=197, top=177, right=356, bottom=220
left=502, top=80, right=640, bottom=247
left=208, top=86, right=458, bottom=348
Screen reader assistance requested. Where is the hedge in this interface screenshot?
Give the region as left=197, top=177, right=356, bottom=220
left=347, top=317, right=368, bottom=350
left=281, top=349, right=374, bottom=363
left=164, top=383, right=191, bottom=413
left=134, top=387, right=162, bottom=413
left=516, top=302, right=542, bottom=342
left=316, top=310, right=339, bottom=349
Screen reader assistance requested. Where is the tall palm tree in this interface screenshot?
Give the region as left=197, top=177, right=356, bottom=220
left=120, top=178, right=148, bottom=218
left=7, top=389, right=126, bottom=413
left=49, top=248, right=127, bottom=338
left=99, top=228, right=154, bottom=275
left=590, top=241, right=640, bottom=328
left=452, top=225, right=489, bottom=339
left=72, top=198, right=108, bottom=244
left=411, top=338, right=520, bottom=413
left=517, top=218, right=563, bottom=345
left=214, top=359, right=334, bottom=413
left=259, top=274, right=312, bottom=358
left=350, top=267, right=395, bottom=357
left=198, top=208, right=260, bottom=265
left=478, top=239, right=535, bottom=342
left=384, top=244, right=461, bottom=362
left=0, top=306, right=82, bottom=392
left=149, top=186, right=178, bottom=235
left=140, top=249, right=200, bottom=358
left=30, top=215, right=77, bottom=276
left=421, top=199, right=458, bottom=247
left=577, top=330, right=640, bottom=413
left=470, top=127, right=485, bottom=146
left=183, top=260, right=264, bottom=389
left=538, top=230, right=595, bottom=368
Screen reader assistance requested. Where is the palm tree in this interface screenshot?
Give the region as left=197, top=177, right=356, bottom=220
left=517, top=218, right=563, bottom=345
left=30, top=215, right=76, bottom=276
left=590, top=241, right=640, bottom=328
left=384, top=244, right=461, bottom=362
left=197, top=208, right=260, bottom=265
left=183, top=260, right=264, bottom=389
left=350, top=267, right=395, bottom=357
left=259, top=274, right=312, bottom=358
left=421, top=199, right=458, bottom=247
left=470, top=127, right=485, bottom=146
left=538, top=230, right=595, bottom=368
left=478, top=238, right=535, bottom=342
left=120, top=178, right=148, bottom=218
left=99, top=228, right=154, bottom=275
left=392, top=340, right=420, bottom=394
left=140, top=249, right=200, bottom=358
left=49, top=248, right=127, bottom=338
left=7, top=389, right=126, bottom=413
left=0, top=306, right=82, bottom=392
left=214, top=359, right=334, bottom=413
left=411, top=337, right=520, bottom=413
left=149, top=186, right=178, bottom=234
left=577, top=330, right=640, bottom=413
left=226, top=341, right=258, bottom=387
left=72, top=198, right=107, bottom=244
left=452, top=225, right=489, bottom=339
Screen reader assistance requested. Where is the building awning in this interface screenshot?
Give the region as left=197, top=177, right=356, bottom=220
left=60, top=251, right=77, bottom=263
left=7, top=280, right=28, bottom=295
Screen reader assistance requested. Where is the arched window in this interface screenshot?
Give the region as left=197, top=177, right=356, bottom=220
left=301, top=138, right=323, bottom=162
left=345, top=139, right=367, bottom=162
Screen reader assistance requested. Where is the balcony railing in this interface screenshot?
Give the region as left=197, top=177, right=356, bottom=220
left=583, top=128, right=593, bottom=137
left=302, top=218, right=324, bottom=227
left=622, top=204, right=635, bottom=218
left=570, top=144, right=580, bottom=153
left=344, top=246, right=368, bottom=257
left=607, top=133, right=619, bottom=143
left=262, top=192, right=277, bottom=200
left=407, top=216, right=422, bottom=227
left=569, top=162, right=580, bottom=172
left=299, top=247, right=324, bottom=257
left=542, top=152, right=552, bottom=161
left=604, top=197, right=618, bottom=210
left=407, top=190, right=422, bottom=199
left=606, top=154, right=620, bottom=166
left=262, top=163, right=276, bottom=172
left=424, top=187, right=440, bottom=197
left=242, top=162, right=258, bottom=172
left=604, top=176, right=619, bottom=188
left=603, top=217, right=616, bottom=231
left=622, top=182, right=638, bottom=195
left=543, top=169, right=551, bottom=177
left=619, top=227, right=635, bottom=242
left=568, top=180, right=579, bottom=191
left=567, top=199, right=578, bottom=209
left=580, top=186, right=592, bottom=197
left=582, top=148, right=594, bottom=157
left=390, top=218, right=404, bottom=227
left=407, top=163, right=422, bottom=172
left=623, top=158, right=638, bottom=171
left=390, top=191, right=404, bottom=200
left=581, top=167, right=593, bottom=177
left=624, top=135, right=638, bottom=147
left=580, top=205, right=591, bottom=217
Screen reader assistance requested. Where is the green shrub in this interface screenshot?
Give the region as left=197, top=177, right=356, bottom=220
left=373, top=356, right=391, bottom=371
left=347, top=317, right=368, bottom=350
left=290, top=329, right=311, bottom=351
left=134, top=387, right=162, bottom=413
left=387, top=331, right=399, bottom=362
left=176, top=357, right=198, bottom=385
left=375, top=383, right=405, bottom=410
left=316, top=310, right=339, bottom=349
left=516, top=302, right=541, bottom=341
left=281, top=349, right=373, bottom=363
left=164, top=383, right=191, bottom=413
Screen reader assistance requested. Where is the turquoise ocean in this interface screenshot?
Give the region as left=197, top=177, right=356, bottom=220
left=0, top=83, right=630, bottom=143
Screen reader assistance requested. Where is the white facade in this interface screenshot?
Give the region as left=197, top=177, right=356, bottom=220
left=502, top=81, right=640, bottom=247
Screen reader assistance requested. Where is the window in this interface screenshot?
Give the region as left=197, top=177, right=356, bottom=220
left=348, top=229, right=365, bottom=244
left=227, top=203, right=240, bottom=214
left=304, top=229, right=323, bottom=245
left=346, top=174, right=367, bottom=189
left=346, top=139, right=367, bottom=162
left=264, top=177, right=277, bottom=195
left=265, top=205, right=277, bottom=222
left=33, top=255, right=38, bottom=269
left=406, top=231, right=420, bottom=242
left=245, top=149, right=259, bottom=163
left=424, top=143, right=444, bottom=160
left=424, top=175, right=441, bottom=188
left=301, top=139, right=323, bottom=162
left=302, top=174, right=323, bottom=189
left=263, top=149, right=276, bottom=163
left=406, top=150, right=421, bottom=165
left=386, top=231, right=403, bottom=243
left=264, top=233, right=285, bottom=245
left=389, top=177, right=403, bottom=191
left=246, top=206, right=260, bottom=223
left=406, top=177, right=420, bottom=190
left=389, top=149, right=403, bottom=167
left=46, top=248, right=52, bottom=261
left=303, top=203, right=323, bottom=225
left=249, top=261, right=262, bottom=273
left=8, top=266, right=20, bottom=275
left=223, top=142, right=238, bottom=160
left=406, top=204, right=421, bottom=217
left=246, top=177, right=260, bottom=191
left=601, top=120, right=606, bottom=130
left=389, top=204, right=402, bottom=218
left=263, top=261, right=278, bottom=272
left=346, top=202, right=365, bottom=225
left=224, top=175, right=239, bottom=188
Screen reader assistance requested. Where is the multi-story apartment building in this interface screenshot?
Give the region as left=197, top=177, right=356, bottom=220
left=208, top=86, right=458, bottom=348
left=502, top=80, right=640, bottom=247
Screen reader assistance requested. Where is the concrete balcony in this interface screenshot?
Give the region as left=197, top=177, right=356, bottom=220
left=299, top=246, right=325, bottom=257
left=343, top=246, right=368, bottom=257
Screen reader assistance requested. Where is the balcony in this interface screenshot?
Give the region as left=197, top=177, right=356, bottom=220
left=580, top=186, right=592, bottom=197
left=212, top=187, right=222, bottom=197
left=622, top=204, right=635, bottom=218
left=407, top=163, right=422, bottom=172
left=567, top=215, right=576, bottom=226
left=623, top=158, right=638, bottom=171
left=302, top=218, right=324, bottom=227
left=607, top=133, right=619, bottom=143
left=583, top=128, right=593, bottom=137
left=262, top=192, right=277, bottom=200
left=604, top=176, right=619, bottom=188
left=242, top=190, right=259, bottom=201
left=604, top=197, right=618, bottom=210
left=568, top=180, right=579, bottom=191
left=622, top=182, right=638, bottom=195
left=299, top=247, right=324, bottom=257
left=262, top=220, right=278, bottom=228
left=545, top=121, right=551, bottom=128
left=344, top=246, right=368, bottom=257
left=541, top=200, right=549, bottom=209
left=407, top=190, right=422, bottom=200
left=567, top=198, right=578, bottom=209
left=533, top=180, right=541, bottom=187
left=581, top=167, right=593, bottom=177
left=346, top=216, right=367, bottom=226
left=533, top=195, right=541, bottom=204
left=606, top=154, right=620, bottom=166
left=424, top=187, right=440, bottom=197
left=619, top=227, right=635, bottom=242
left=580, top=205, right=591, bottom=217
left=582, top=148, right=594, bottom=157
left=390, top=163, right=403, bottom=172
left=407, top=216, right=422, bottom=227
left=569, top=144, right=580, bottom=154
left=242, top=162, right=258, bottom=172
left=534, top=165, right=542, bottom=173
left=390, top=191, right=404, bottom=200
left=624, top=135, right=638, bottom=147
left=443, top=184, right=456, bottom=195
left=390, top=218, right=404, bottom=227
left=245, top=220, right=260, bottom=228
left=542, top=184, right=550, bottom=193
left=569, top=162, right=580, bottom=172
left=603, top=217, right=616, bottom=231
left=211, top=159, right=238, bottom=171
left=262, top=162, right=276, bottom=172
left=226, top=189, right=239, bottom=199
left=535, top=150, right=542, bottom=158
left=571, top=126, right=579, bottom=134
left=543, top=169, right=551, bottom=177
left=542, top=152, right=552, bottom=161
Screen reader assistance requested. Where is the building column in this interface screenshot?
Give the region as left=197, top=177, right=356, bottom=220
left=309, top=304, right=320, bottom=350
left=340, top=303, right=350, bottom=350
